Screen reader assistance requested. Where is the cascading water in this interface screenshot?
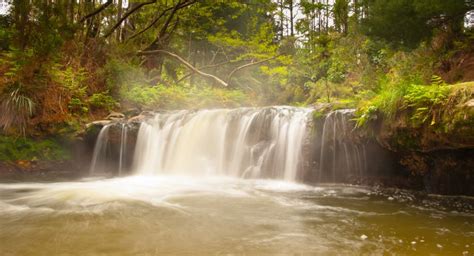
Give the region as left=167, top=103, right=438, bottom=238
left=89, top=124, right=112, bottom=174
left=89, top=122, right=129, bottom=175
left=318, top=109, right=367, bottom=182
left=118, top=123, right=128, bottom=176
left=132, top=107, right=312, bottom=181
left=88, top=107, right=371, bottom=182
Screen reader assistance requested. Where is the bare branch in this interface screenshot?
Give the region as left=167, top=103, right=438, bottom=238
left=226, top=56, right=279, bottom=83
left=139, top=50, right=228, bottom=87
left=149, top=0, right=184, bottom=47
left=128, top=0, right=196, bottom=41
left=80, top=0, right=113, bottom=23
left=103, top=0, right=158, bottom=38
left=176, top=59, right=248, bottom=83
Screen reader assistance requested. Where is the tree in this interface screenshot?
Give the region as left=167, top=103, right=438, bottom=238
left=333, top=0, right=349, bottom=34
left=362, top=0, right=473, bottom=48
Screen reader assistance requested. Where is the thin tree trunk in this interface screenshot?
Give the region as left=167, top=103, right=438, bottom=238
left=116, top=0, right=123, bottom=41
left=69, top=0, right=75, bottom=23
left=325, top=0, right=329, bottom=32
left=353, top=0, right=359, bottom=22
left=325, top=79, right=330, bottom=103
left=318, top=0, right=322, bottom=33
left=289, top=0, right=294, bottom=36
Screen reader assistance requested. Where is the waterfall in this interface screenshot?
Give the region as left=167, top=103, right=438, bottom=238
left=89, top=124, right=112, bottom=175
left=132, top=107, right=312, bottom=181
left=118, top=123, right=128, bottom=176
left=89, top=123, right=129, bottom=175
left=318, top=109, right=367, bottom=182
left=88, top=107, right=371, bottom=183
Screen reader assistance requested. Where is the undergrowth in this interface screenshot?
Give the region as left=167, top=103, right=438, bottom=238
left=120, top=83, right=251, bottom=110
left=356, top=78, right=473, bottom=129
left=0, top=136, right=71, bottom=161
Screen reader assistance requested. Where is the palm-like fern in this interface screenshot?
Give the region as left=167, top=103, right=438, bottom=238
left=0, top=87, right=35, bottom=135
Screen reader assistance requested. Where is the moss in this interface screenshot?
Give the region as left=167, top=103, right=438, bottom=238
left=0, top=136, right=71, bottom=162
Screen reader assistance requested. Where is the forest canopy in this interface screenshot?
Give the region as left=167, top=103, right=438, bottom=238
left=0, top=0, right=473, bottom=135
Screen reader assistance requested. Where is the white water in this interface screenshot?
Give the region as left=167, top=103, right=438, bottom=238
left=319, top=109, right=367, bottom=182
left=89, top=124, right=112, bottom=174
left=118, top=123, right=128, bottom=176
left=90, top=122, right=130, bottom=175
left=133, top=107, right=312, bottom=181
left=1, top=176, right=473, bottom=255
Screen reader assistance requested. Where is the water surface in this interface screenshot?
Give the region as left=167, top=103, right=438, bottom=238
left=0, top=176, right=473, bottom=255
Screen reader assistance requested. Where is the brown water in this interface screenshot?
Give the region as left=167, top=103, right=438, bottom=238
left=0, top=176, right=473, bottom=255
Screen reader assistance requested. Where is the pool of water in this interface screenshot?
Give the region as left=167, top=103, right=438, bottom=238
left=0, top=176, right=473, bottom=255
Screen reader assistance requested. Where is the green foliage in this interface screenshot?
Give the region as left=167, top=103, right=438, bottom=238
left=88, top=92, right=117, bottom=111
left=102, top=59, right=147, bottom=92
left=355, top=78, right=473, bottom=129
left=121, top=83, right=250, bottom=110
left=50, top=65, right=90, bottom=115
left=51, top=65, right=87, bottom=98
left=362, top=0, right=471, bottom=48
left=0, top=136, right=70, bottom=161
left=0, top=0, right=472, bottom=139
left=402, top=81, right=451, bottom=126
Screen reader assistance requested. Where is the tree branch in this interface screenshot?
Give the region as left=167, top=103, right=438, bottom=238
left=139, top=50, right=228, bottom=87
left=80, top=0, right=113, bottom=23
left=176, top=59, right=247, bottom=83
left=149, top=0, right=185, bottom=47
left=226, top=56, right=279, bottom=83
left=128, top=0, right=196, bottom=41
left=103, top=0, right=158, bottom=38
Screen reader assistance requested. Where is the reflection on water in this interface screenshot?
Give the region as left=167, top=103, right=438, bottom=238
left=0, top=176, right=473, bottom=255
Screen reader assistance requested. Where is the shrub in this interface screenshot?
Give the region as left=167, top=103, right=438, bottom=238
left=0, top=136, right=70, bottom=161
left=88, top=92, right=117, bottom=111
left=121, top=83, right=251, bottom=110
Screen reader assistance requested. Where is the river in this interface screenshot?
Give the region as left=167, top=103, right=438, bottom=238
left=1, top=176, right=472, bottom=255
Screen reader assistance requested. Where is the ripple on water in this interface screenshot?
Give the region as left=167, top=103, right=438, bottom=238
left=0, top=176, right=473, bottom=255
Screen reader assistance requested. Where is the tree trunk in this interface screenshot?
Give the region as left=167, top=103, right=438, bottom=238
left=116, top=0, right=123, bottom=42
left=325, top=0, right=329, bottom=32
left=353, top=0, right=359, bottom=22
left=289, top=0, right=294, bottom=36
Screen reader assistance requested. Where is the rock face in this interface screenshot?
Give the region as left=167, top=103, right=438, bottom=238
left=369, top=100, right=474, bottom=195
left=306, top=109, right=405, bottom=186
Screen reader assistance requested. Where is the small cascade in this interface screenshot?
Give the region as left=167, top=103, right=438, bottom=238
left=317, top=109, right=367, bottom=182
left=118, top=123, right=128, bottom=176
left=89, top=122, right=130, bottom=176
left=132, top=107, right=312, bottom=181
left=89, top=124, right=112, bottom=175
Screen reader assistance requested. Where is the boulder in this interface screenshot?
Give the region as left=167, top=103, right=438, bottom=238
left=106, top=112, right=125, bottom=121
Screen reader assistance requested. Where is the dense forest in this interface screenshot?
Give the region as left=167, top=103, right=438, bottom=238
left=0, top=0, right=473, bottom=157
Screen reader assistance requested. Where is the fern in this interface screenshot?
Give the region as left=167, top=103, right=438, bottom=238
left=0, top=87, right=35, bottom=135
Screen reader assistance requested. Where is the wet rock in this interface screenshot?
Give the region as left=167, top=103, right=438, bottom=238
left=85, top=120, right=112, bottom=129
left=139, top=111, right=155, bottom=118
left=106, top=112, right=125, bottom=121
left=124, top=108, right=141, bottom=117
left=128, top=115, right=147, bottom=124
